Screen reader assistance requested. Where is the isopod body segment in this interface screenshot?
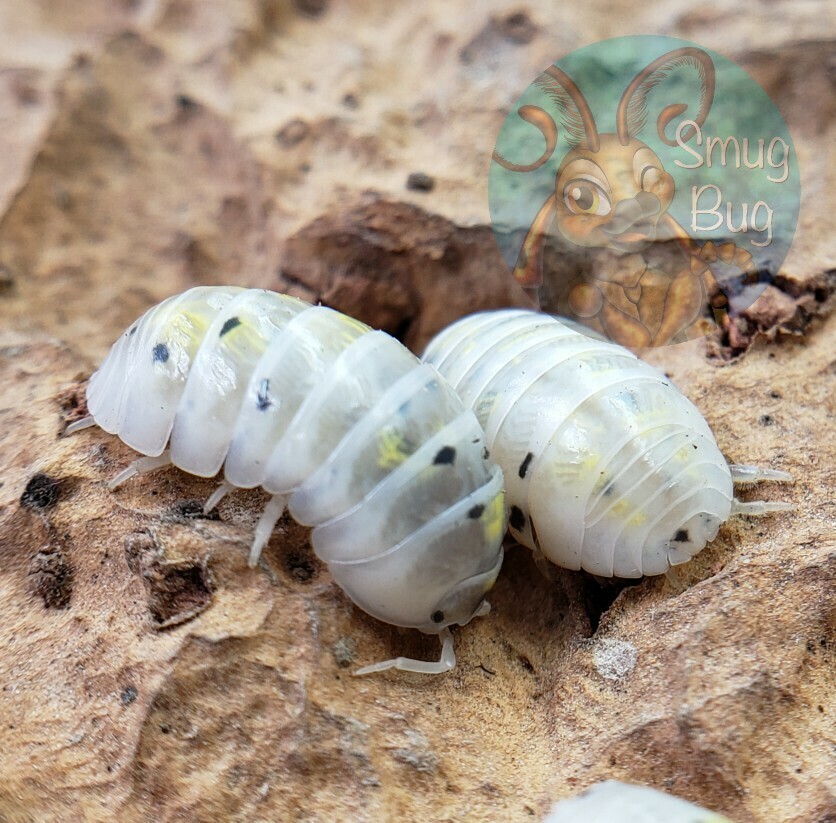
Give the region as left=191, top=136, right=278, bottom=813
left=423, top=310, right=791, bottom=579
left=70, top=287, right=506, bottom=674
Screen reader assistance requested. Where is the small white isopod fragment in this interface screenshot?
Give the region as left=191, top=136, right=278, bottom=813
left=543, top=780, right=732, bottom=822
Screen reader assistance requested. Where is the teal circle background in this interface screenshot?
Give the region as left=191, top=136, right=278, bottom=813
left=489, top=35, right=800, bottom=298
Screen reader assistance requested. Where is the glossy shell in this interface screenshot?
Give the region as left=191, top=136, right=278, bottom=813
left=543, top=780, right=730, bottom=822
left=87, top=286, right=505, bottom=632
left=423, top=310, right=733, bottom=578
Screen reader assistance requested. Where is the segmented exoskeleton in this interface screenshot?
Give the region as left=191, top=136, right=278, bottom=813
left=68, top=287, right=506, bottom=674
left=424, top=309, right=791, bottom=578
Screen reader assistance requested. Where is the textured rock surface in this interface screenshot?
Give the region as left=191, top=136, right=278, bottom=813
left=0, top=2, right=833, bottom=821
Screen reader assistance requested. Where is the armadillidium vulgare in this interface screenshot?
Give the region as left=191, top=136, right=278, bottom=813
left=67, top=287, right=505, bottom=674
left=424, top=309, right=791, bottom=579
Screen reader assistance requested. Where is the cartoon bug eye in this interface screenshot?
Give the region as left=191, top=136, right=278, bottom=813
left=639, top=165, right=663, bottom=191
left=563, top=178, right=611, bottom=216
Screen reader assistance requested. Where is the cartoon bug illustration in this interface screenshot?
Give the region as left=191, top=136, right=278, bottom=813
left=493, top=47, right=758, bottom=347
left=67, top=287, right=505, bottom=675
left=424, top=309, right=792, bottom=579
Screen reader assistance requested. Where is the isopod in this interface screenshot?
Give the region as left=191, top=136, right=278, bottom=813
left=67, top=287, right=505, bottom=674
left=543, top=780, right=731, bottom=822
left=423, top=309, right=791, bottom=578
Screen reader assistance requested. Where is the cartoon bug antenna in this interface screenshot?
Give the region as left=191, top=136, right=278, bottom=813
left=616, top=46, right=716, bottom=146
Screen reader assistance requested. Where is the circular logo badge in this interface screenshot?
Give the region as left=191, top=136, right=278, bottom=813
left=489, top=35, right=800, bottom=347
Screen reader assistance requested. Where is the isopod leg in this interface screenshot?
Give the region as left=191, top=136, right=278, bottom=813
left=664, top=565, right=685, bottom=591
left=65, top=416, right=96, bottom=434
left=204, top=480, right=235, bottom=514
left=729, top=464, right=793, bottom=484
left=108, top=450, right=172, bottom=490
left=353, top=628, right=456, bottom=676
left=248, top=494, right=286, bottom=567
left=532, top=544, right=553, bottom=581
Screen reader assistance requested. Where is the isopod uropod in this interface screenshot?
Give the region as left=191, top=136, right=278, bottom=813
left=423, top=309, right=791, bottom=579
left=68, top=286, right=506, bottom=674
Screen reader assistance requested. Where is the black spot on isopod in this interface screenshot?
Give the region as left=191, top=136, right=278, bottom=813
left=468, top=504, right=485, bottom=519
left=21, top=473, right=61, bottom=509
left=434, top=446, right=456, bottom=465
left=256, top=378, right=272, bottom=411
left=129, top=325, right=138, bottom=336
left=518, top=452, right=533, bottom=479
left=673, top=529, right=690, bottom=543
left=483, top=446, right=490, bottom=460
left=152, top=343, right=169, bottom=364
left=509, top=505, right=525, bottom=531
left=431, top=610, right=444, bottom=624
left=219, top=316, right=241, bottom=337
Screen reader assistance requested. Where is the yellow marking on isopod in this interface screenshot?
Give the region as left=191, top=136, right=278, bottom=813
left=603, top=498, right=646, bottom=528
left=216, top=316, right=274, bottom=360
left=627, top=511, right=647, bottom=526
left=330, top=313, right=371, bottom=336
left=376, top=426, right=413, bottom=471
left=158, top=305, right=216, bottom=356
left=481, top=489, right=506, bottom=546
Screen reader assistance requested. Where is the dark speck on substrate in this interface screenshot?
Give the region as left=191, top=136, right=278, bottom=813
left=20, top=474, right=61, bottom=509
left=406, top=172, right=435, bottom=192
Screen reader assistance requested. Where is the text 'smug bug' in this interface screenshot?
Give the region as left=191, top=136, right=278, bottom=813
left=67, top=287, right=506, bottom=675
left=424, top=309, right=792, bottom=579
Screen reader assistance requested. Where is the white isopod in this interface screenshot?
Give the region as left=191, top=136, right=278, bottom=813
left=68, top=286, right=506, bottom=674
left=423, top=309, right=792, bottom=579
left=543, top=780, right=731, bottom=822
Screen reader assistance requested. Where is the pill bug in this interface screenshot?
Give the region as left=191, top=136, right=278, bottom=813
left=67, top=286, right=505, bottom=674
left=543, top=780, right=731, bottom=823
left=423, top=310, right=791, bottom=579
